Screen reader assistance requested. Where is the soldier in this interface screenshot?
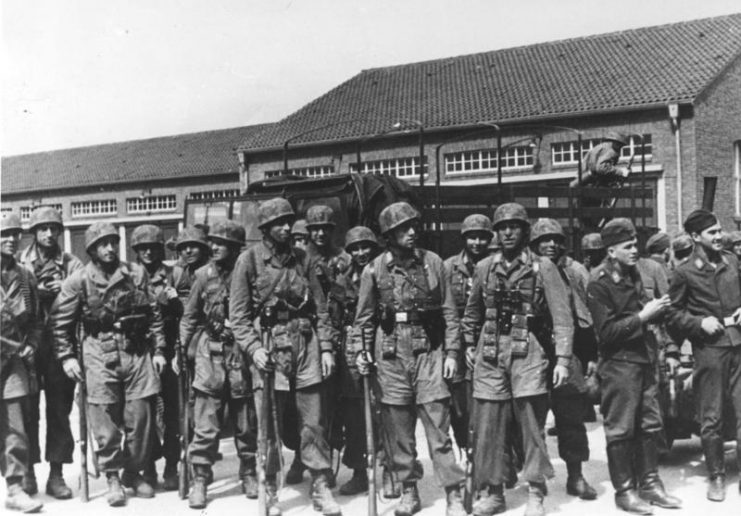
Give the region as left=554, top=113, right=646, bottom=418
left=173, top=226, right=211, bottom=298
left=1, top=213, right=44, bottom=513
left=729, top=230, right=741, bottom=261
left=666, top=210, right=741, bottom=502
left=443, top=214, right=493, bottom=452
left=51, top=221, right=167, bottom=506
left=462, top=204, right=573, bottom=516
left=16, top=206, right=83, bottom=499
left=180, top=220, right=257, bottom=509
left=571, top=132, right=630, bottom=188
left=528, top=218, right=597, bottom=501
left=587, top=218, right=681, bottom=514
left=230, top=197, right=341, bottom=516
left=580, top=233, right=606, bottom=272
left=291, top=219, right=310, bottom=251
left=645, top=232, right=671, bottom=275
left=670, top=233, right=693, bottom=269
left=130, top=224, right=182, bottom=490
left=355, top=201, right=466, bottom=516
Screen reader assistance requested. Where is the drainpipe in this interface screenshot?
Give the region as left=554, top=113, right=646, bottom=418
left=238, top=151, right=249, bottom=192
left=669, top=103, right=682, bottom=228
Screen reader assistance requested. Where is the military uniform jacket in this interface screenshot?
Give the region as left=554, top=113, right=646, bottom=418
left=148, top=262, right=182, bottom=360
left=335, top=264, right=363, bottom=398
left=666, top=248, right=741, bottom=348
left=306, top=243, right=351, bottom=347
left=230, top=240, right=332, bottom=391
left=587, top=258, right=656, bottom=364
left=1, top=259, right=41, bottom=399
left=180, top=261, right=249, bottom=398
left=462, top=249, right=573, bottom=400
left=444, top=251, right=476, bottom=383
left=18, top=243, right=83, bottom=320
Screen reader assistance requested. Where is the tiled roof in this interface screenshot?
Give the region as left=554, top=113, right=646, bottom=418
left=1, top=124, right=272, bottom=195
left=241, top=13, right=741, bottom=152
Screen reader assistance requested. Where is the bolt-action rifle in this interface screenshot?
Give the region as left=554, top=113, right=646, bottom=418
left=360, top=329, right=377, bottom=516
left=175, top=337, right=190, bottom=499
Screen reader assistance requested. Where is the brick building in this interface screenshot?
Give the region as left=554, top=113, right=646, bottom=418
left=238, top=14, right=741, bottom=233
left=1, top=124, right=270, bottom=260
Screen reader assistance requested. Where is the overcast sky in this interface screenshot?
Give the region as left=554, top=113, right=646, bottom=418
left=2, top=0, right=739, bottom=156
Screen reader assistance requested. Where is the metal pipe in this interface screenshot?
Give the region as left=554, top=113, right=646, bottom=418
left=418, top=125, right=425, bottom=188
left=670, top=108, right=683, bottom=228
left=497, top=132, right=503, bottom=203
left=640, top=136, right=646, bottom=228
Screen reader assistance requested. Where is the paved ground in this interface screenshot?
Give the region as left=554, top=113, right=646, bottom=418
left=3, top=398, right=739, bottom=516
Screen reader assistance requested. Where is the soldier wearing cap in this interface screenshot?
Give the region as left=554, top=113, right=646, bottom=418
left=230, top=197, right=340, bottom=516
left=354, top=201, right=466, bottom=516
left=1, top=213, right=44, bottom=513
left=587, top=218, right=681, bottom=514
left=572, top=132, right=631, bottom=188
left=666, top=209, right=741, bottom=502
left=529, top=218, right=597, bottom=502
left=729, top=230, right=741, bottom=261
left=50, top=221, right=167, bottom=506
left=670, top=233, right=693, bottom=268
left=291, top=219, right=310, bottom=252
left=645, top=232, right=671, bottom=272
left=180, top=220, right=257, bottom=508
left=580, top=233, right=606, bottom=272
left=130, top=224, right=183, bottom=490
left=16, top=206, right=82, bottom=499
left=443, top=214, right=492, bottom=452
left=462, top=204, right=573, bottom=516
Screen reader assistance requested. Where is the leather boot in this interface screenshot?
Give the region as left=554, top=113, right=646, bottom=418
left=607, top=441, right=652, bottom=515
left=311, top=471, right=342, bottom=516
left=239, top=458, right=258, bottom=499
left=524, top=482, right=546, bottom=516
left=637, top=434, right=681, bottom=508
left=142, top=461, right=159, bottom=490
left=472, top=484, right=506, bottom=516
left=21, top=466, right=37, bottom=496
left=703, top=437, right=726, bottom=502
left=162, top=461, right=179, bottom=491
left=285, top=454, right=305, bottom=485
left=266, top=476, right=282, bottom=516
left=394, top=483, right=421, bottom=516
left=188, top=466, right=209, bottom=509
left=105, top=472, right=127, bottom=507
left=445, top=484, right=467, bottom=516
left=383, top=467, right=401, bottom=499
left=565, top=462, right=597, bottom=500
left=121, top=470, right=155, bottom=498
left=339, top=468, right=368, bottom=495
left=5, top=482, right=43, bottom=513
left=45, top=463, right=73, bottom=499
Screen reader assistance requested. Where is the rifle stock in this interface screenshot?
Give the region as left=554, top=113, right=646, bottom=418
left=176, top=339, right=190, bottom=499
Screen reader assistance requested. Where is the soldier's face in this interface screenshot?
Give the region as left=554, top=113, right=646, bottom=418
left=267, top=218, right=292, bottom=245
left=34, top=224, right=61, bottom=249
left=693, top=223, right=723, bottom=253
left=136, top=244, right=163, bottom=266
left=292, top=235, right=308, bottom=250
left=391, top=220, right=418, bottom=251
left=497, top=222, right=525, bottom=251
left=93, top=236, right=119, bottom=264
left=210, top=239, right=232, bottom=263
left=608, top=238, right=638, bottom=266
left=536, top=236, right=563, bottom=261
left=349, top=243, right=374, bottom=267
left=179, top=244, right=205, bottom=266
left=465, top=231, right=492, bottom=257
left=309, top=225, right=333, bottom=248
left=733, top=242, right=741, bottom=259
left=0, top=230, right=21, bottom=257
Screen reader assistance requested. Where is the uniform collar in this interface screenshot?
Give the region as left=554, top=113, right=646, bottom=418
left=261, top=238, right=296, bottom=265
left=20, top=242, right=64, bottom=266
left=602, top=257, right=639, bottom=285
left=691, top=246, right=728, bottom=272
left=385, top=247, right=424, bottom=269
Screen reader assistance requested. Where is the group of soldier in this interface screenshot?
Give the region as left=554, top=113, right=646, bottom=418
left=1, top=195, right=741, bottom=516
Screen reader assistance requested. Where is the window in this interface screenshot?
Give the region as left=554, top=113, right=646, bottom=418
left=620, top=134, right=652, bottom=160
left=20, top=204, right=63, bottom=222
left=444, top=147, right=533, bottom=175
left=188, top=189, right=240, bottom=201
left=126, top=195, right=177, bottom=214
left=350, top=157, right=428, bottom=178
left=264, top=166, right=335, bottom=179
left=551, top=139, right=601, bottom=165
left=71, top=199, right=117, bottom=218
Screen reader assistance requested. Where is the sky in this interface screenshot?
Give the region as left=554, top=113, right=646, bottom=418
left=2, top=0, right=740, bottom=156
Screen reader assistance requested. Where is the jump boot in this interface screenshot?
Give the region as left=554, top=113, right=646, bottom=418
left=266, top=475, right=282, bottom=516
left=105, top=472, right=127, bottom=507
left=472, top=484, right=506, bottom=516
left=394, top=482, right=421, bottom=516
left=703, top=437, right=726, bottom=502
left=565, top=461, right=597, bottom=500
left=162, top=460, right=179, bottom=491
left=339, top=468, right=368, bottom=495
left=239, top=457, right=258, bottom=499
left=607, top=440, right=652, bottom=515
left=142, top=461, right=159, bottom=490
left=188, top=465, right=209, bottom=509
left=122, top=469, right=155, bottom=498
left=21, top=466, right=37, bottom=495
left=445, top=484, right=467, bottom=516
left=5, top=481, right=43, bottom=513
left=636, top=433, right=681, bottom=509
left=285, top=454, right=306, bottom=485
left=524, top=482, right=547, bottom=516
left=45, top=462, right=73, bottom=499
left=311, top=470, right=342, bottom=516
left=383, top=466, right=401, bottom=498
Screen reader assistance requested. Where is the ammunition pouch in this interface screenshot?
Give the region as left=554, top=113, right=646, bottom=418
left=261, top=299, right=315, bottom=330
left=481, top=307, right=547, bottom=363
left=82, top=313, right=114, bottom=336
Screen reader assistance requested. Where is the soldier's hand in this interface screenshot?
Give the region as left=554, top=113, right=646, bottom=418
left=42, top=279, right=63, bottom=294
left=443, top=356, right=458, bottom=380
left=253, top=348, right=275, bottom=372
left=553, top=364, right=570, bottom=389
left=586, top=360, right=598, bottom=377
left=164, top=286, right=179, bottom=300
left=171, top=358, right=181, bottom=376
left=701, top=316, right=724, bottom=336
left=153, top=354, right=167, bottom=375
left=62, top=358, right=83, bottom=382
left=321, top=351, right=336, bottom=378
left=666, top=356, right=680, bottom=377
left=18, top=344, right=34, bottom=360
left=356, top=351, right=372, bottom=376
left=732, top=307, right=741, bottom=325
left=465, top=346, right=476, bottom=369
left=638, top=295, right=671, bottom=323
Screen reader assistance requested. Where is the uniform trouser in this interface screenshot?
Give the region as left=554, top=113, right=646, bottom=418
left=381, top=398, right=464, bottom=488
left=550, top=388, right=590, bottom=464
left=692, top=344, right=741, bottom=471
left=473, top=395, right=552, bottom=486
left=154, top=366, right=180, bottom=466
left=88, top=397, right=154, bottom=472
left=257, top=383, right=332, bottom=475
left=599, top=360, right=662, bottom=445
left=188, top=390, right=256, bottom=467
left=323, top=378, right=344, bottom=452
left=1, top=397, right=30, bottom=481
left=449, top=380, right=469, bottom=450
left=340, top=396, right=365, bottom=471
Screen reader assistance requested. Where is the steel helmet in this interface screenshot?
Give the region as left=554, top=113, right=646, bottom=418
left=305, top=205, right=336, bottom=229
left=291, top=219, right=309, bottom=237
left=85, top=222, right=119, bottom=252
left=461, top=214, right=493, bottom=236
left=378, top=202, right=420, bottom=234
left=671, top=233, right=693, bottom=253
left=581, top=233, right=604, bottom=251
left=175, top=226, right=209, bottom=251
left=605, top=132, right=629, bottom=146
left=131, top=224, right=164, bottom=249
left=1, top=213, right=22, bottom=233
left=530, top=218, right=565, bottom=244
left=730, top=230, right=741, bottom=245
left=28, top=206, right=63, bottom=231
left=208, top=220, right=246, bottom=245
left=492, top=203, right=529, bottom=230
left=345, top=226, right=378, bottom=249
left=258, top=198, right=295, bottom=229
